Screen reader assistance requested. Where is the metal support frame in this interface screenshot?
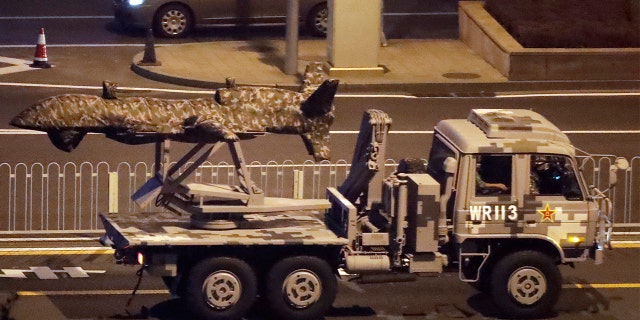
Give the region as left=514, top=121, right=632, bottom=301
left=131, top=136, right=330, bottom=229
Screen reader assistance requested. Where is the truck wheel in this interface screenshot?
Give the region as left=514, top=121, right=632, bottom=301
left=490, top=251, right=561, bottom=319
left=266, top=256, right=337, bottom=320
left=154, top=4, right=192, bottom=38
left=185, top=257, right=257, bottom=320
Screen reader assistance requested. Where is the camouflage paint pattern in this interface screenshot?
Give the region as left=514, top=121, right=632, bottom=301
left=100, top=211, right=347, bottom=248
left=10, top=63, right=337, bottom=161
left=437, top=110, right=598, bottom=259
left=436, top=109, right=575, bottom=156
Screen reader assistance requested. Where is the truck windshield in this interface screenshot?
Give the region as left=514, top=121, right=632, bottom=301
left=427, top=136, right=456, bottom=191
left=530, top=155, right=584, bottom=200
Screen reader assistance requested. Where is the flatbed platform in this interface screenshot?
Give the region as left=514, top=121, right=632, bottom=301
left=100, top=210, right=348, bottom=249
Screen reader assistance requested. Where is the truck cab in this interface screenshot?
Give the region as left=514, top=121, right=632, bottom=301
left=330, top=109, right=614, bottom=319
left=432, top=109, right=599, bottom=261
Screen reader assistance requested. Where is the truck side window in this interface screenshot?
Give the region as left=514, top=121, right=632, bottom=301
left=530, top=155, right=583, bottom=200
left=475, top=155, right=511, bottom=196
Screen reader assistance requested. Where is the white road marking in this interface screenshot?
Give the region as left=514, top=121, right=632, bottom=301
left=338, top=94, right=418, bottom=99
left=0, top=56, right=38, bottom=75
left=1, top=81, right=639, bottom=98
left=0, top=267, right=106, bottom=279
left=496, top=92, right=640, bottom=98
left=0, top=44, right=146, bottom=48
left=0, top=82, right=213, bottom=93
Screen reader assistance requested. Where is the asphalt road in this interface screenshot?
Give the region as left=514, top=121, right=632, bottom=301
left=0, top=2, right=639, bottom=319
left=1, top=246, right=638, bottom=319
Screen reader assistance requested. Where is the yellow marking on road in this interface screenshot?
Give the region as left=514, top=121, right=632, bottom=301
left=0, top=247, right=113, bottom=256
left=18, top=289, right=169, bottom=296
left=563, top=283, right=640, bottom=289
left=14, top=285, right=639, bottom=298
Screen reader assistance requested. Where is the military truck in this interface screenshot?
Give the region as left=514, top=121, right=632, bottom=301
left=99, top=109, right=622, bottom=320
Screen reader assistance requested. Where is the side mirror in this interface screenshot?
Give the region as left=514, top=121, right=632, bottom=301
left=443, top=157, right=457, bottom=174
left=609, top=157, right=629, bottom=187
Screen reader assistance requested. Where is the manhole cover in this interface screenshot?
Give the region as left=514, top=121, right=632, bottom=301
left=442, top=72, right=481, bottom=79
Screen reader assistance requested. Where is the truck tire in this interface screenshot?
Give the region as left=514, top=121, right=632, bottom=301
left=490, top=251, right=561, bottom=319
left=265, top=256, right=337, bottom=320
left=185, top=257, right=257, bottom=320
left=154, top=4, right=192, bottom=38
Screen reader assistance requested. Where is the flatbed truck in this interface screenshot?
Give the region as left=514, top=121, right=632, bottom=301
left=100, top=109, right=623, bottom=320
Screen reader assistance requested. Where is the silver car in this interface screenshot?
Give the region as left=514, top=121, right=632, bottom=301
left=114, top=0, right=328, bottom=38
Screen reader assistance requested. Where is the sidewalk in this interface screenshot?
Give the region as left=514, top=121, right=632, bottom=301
left=131, top=38, right=639, bottom=94
left=133, top=39, right=510, bottom=93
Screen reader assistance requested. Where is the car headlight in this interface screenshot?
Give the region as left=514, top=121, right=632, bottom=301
left=128, top=0, right=144, bottom=6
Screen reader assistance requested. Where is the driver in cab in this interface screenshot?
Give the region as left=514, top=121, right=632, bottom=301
left=475, top=155, right=510, bottom=195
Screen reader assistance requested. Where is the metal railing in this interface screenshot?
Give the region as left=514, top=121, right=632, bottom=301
left=0, top=156, right=637, bottom=232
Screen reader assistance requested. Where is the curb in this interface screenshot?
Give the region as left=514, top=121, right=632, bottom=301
left=132, top=58, right=640, bottom=96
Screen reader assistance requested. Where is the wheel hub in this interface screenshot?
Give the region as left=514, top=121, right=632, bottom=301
left=313, top=9, right=328, bottom=34
left=202, top=271, right=242, bottom=310
left=282, top=270, right=321, bottom=308
left=508, top=267, right=547, bottom=305
left=162, top=10, right=186, bottom=34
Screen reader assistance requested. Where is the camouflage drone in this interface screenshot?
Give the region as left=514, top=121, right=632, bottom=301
left=11, top=66, right=338, bottom=161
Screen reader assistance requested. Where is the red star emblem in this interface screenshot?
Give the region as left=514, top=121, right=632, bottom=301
left=538, top=204, right=555, bottom=222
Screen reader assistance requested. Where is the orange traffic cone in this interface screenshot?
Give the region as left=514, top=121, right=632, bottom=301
left=30, top=28, right=52, bottom=68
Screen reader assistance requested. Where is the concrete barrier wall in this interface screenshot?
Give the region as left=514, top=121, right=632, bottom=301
left=459, top=1, right=640, bottom=81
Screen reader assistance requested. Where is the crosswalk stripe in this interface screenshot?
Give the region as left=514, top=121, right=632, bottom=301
left=0, top=267, right=106, bottom=279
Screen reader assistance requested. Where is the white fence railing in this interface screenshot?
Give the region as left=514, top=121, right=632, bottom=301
left=0, top=156, right=638, bottom=232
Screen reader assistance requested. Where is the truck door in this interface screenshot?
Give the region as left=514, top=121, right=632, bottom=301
left=467, top=154, right=519, bottom=233
left=522, top=154, right=593, bottom=248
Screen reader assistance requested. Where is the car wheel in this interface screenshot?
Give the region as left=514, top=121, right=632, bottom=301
left=490, top=251, right=561, bottom=319
left=266, top=256, right=337, bottom=320
left=154, top=4, right=192, bottom=38
left=185, top=257, right=257, bottom=320
left=306, top=3, right=328, bottom=37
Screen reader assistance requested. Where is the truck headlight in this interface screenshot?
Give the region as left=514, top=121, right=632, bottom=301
left=137, top=252, right=145, bottom=265
left=128, top=0, right=144, bottom=6
left=569, top=236, right=585, bottom=244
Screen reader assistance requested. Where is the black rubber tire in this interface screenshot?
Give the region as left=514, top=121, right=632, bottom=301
left=490, top=251, right=561, bottom=319
left=305, top=3, right=328, bottom=37
left=265, top=256, right=337, bottom=320
left=184, top=257, right=257, bottom=320
left=154, top=4, right=192, bottom=38
left=162, top=276, right=177, bottom=294
left=471, top=266, right=491, bottom=294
